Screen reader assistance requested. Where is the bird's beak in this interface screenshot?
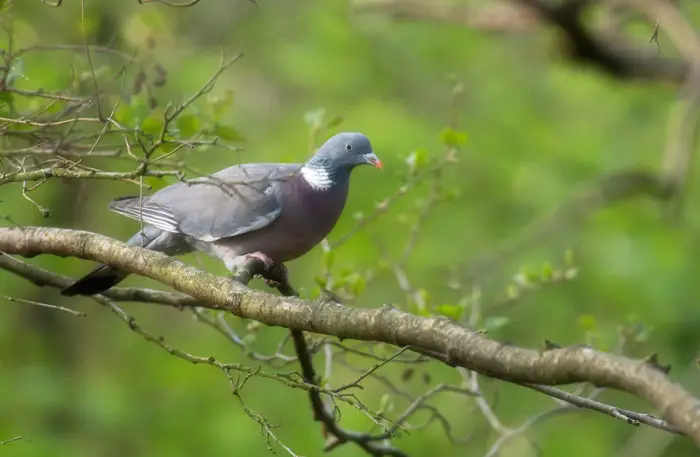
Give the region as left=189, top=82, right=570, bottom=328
left=363, top=153, right=383, bottom=169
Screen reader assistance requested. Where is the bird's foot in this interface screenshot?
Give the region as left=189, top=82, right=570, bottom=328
left=232, top=253, right=297, bottom=297
left=262, top=263, right=289, bottom=288
left=243, top=252, right=290, bottom=288
left=231, top=252, right=275, bottom=284
left=262, top=263, right=298, bottom=297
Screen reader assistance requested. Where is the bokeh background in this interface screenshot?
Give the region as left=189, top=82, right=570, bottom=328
left=2, top=1, right=700, bottom=456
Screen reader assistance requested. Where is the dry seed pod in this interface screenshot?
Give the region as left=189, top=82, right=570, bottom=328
left=133, top=70, right=146, bottom=95
left=152, top=64, right=167, bottom=87
left=146, top=35, right=157, bottom=49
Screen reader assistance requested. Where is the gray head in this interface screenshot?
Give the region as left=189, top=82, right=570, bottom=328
left=306, top=132, right=381, bottom=172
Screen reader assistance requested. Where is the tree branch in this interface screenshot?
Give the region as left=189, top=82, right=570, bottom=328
left=2, top=251, right=679, bottom=439
left=355, top=0, right=690, bottom=83
left=229, top=258, right=408, bottom=456
left=0, top=166, right=181, bottom=186
left=2, top=226, right=700, bottom=445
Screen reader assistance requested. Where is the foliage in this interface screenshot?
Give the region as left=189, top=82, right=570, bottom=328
left=2, top=1, right=700, bottom=457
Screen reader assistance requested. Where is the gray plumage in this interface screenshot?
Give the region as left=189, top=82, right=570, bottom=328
left=61, top=132, right=380, bottom=296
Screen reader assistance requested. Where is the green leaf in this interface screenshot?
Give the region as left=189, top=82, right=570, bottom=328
left=564, top=267, right=578, bottom=279
left=541, top=262, right=554, bottom=280
left=113, top=102, right=135, bottom=127
left=140, top=114, right=164, bottom=137
left=209, top=90, right=234, bottom=121
left=435, top=304, right=463, bottom=321
left=578, top=314, right=597, bottom=331
left=401, top=368, right=415, bottom=382
left=177, top=114, right=200, bottom=138
left=326, top=115, right=343, bottom=129
left=0, top=91, right=14, bottom=114
left=214, top=124, right=244, bottom=141
left=564, top=248, right=575, bottom=266
left=378, top=394, right=392, bottom=415
left=415, top=307, right=432, bottom=317
left=347, top=274, right=366, bottom=296
left=405, top=148, right=429, bottom=172
left=6, top=58, right=24, bottom=86
left=483, top=316, right=510, bottom=331
left=143, top=176, right=170, bottom=191
left=303, top=108, right=326, bottom=128
left=506, top=283, right=519, bottom=300
left=322, top=249, right=335, bottom=271
left=439, top=127, right=468, bottom=148
left=416, top=289, right=430, bottom=308
left=442, top=189, right=461, bottom=202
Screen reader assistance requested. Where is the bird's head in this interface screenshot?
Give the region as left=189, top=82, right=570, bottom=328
left=308, top=132, right=382, bottom=172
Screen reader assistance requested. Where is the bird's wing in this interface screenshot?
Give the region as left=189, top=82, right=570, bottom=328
left=109, top=163, right=301, bottom=242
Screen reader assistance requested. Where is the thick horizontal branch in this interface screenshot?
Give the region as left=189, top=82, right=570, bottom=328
left=2, top=227, right=700, bottom=445
left=0, top=253, right=199, bottom=307
left=0, top=254, right=684, bottom=438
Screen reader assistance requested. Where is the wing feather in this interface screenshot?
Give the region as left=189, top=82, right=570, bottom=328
left=108, top=163, right=300, bottom=242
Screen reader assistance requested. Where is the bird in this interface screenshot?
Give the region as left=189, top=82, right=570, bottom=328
left=61, top=132, right=382, bottom=296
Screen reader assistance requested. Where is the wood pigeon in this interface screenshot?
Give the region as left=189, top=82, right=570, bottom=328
left=61, top=132, right=381, bottom=296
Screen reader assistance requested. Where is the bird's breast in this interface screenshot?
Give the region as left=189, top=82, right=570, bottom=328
left=210, top=180, right=350, bottom=264
left=281, top=181, right=349, bottom=238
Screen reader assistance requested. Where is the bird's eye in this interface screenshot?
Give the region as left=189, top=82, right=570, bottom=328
left=345, top=143, right=352, bottom=151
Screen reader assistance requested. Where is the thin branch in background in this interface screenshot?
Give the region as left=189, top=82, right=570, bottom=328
left=0, top=253, right=355, bottom=402
left=6, top=2, right=700, bottom=454
left=80, top=0, right=103, bottom=119
left=354, top=0, right=539, bottom=34
left=378, top=383, right=477, bottom=444
left=332, top=346, right=411, bottom=393
left=138, top=0, right=204, bottom=7
left=229, top=371, right=302, bottom=457
left=332, top=353, right=473, bottom=444
left=8, top=250, right=678, bottom=440
left=0, top=294, right=86, bottom=316
left=326, top=340, right=433, bottom=365
left=462, top=169, right=672, bottom=288
left=354, top=0, right=690, bottom=82
left=522, top=383, right=682, bottom=435
left=411, top=346, right=684, bottom=440
left=627, top=0, right=700, bottom=217
left=231, top=258, right=410, bottom=457
left=0, top=436, right=29, bottom=445
left=190, top=307, right=298, bottom=365
left=0, top=250, right=419, bottom=457
left=0, top=30, right=245, bottom=216
left=5, top=228, right=700, bottom=442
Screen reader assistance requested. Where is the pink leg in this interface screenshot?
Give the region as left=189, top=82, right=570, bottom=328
left=242, top=251, right=275, bottom=271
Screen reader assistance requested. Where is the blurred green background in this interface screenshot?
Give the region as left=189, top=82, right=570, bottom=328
left=2, top=1, right=700, bottom=456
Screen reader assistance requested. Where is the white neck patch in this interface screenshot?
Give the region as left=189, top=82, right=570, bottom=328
left=301, top=165, right=333, bottom=191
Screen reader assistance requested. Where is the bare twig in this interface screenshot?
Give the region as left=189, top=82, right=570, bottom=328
left=0, top=294, right=86, bottom=316
left=0, top=436, right=29, bottom=445
left=231, top=257, right=410, bottom=457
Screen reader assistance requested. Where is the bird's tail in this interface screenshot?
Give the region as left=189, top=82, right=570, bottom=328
left=61, top=226, right=164, bottom=296
left=61, top=264, right=129, bottom=296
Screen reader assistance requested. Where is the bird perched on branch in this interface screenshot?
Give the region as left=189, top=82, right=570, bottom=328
left=61, top=132, right=382, bottom=296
